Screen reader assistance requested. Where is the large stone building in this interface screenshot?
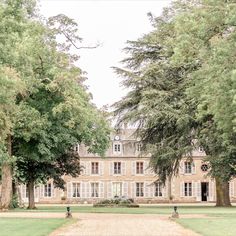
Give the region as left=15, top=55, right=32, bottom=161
left=20, top=129, right=236, bottom=204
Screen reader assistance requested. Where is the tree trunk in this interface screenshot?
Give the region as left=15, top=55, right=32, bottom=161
left=0, top=135, right=13, bottom=210
left=167, top=176, right=172, bottom=202
left=27, top=180, right=36, bottom=209
left=215, top=177, right=231, bottom=207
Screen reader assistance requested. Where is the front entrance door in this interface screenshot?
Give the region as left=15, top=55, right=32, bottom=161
left=112, top=182, right=122, bottom=198
left=201, top=182, right=209, bottom=201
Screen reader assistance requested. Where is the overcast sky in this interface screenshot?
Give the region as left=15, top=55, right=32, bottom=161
left=40, top=0, right=171, bottom=108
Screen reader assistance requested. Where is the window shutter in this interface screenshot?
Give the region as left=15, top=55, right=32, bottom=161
left=122, top=182, right=128, bottom=197
left=180, top=182, right=184, bottom=197
left=87, top=182, right=91, bottom=198
left=191, top=181, right=195, bottom=197
left=107, top=182, right=112, bottom=198
left=196, top=181, right=201, bottom=201
left=34, top=186, right=39, bottom=199
left=99, top=182, right=104, bottom=198
left=131, top=182, right=135, bottom=198
left=81, top=182, right=85, bottom=198
left=99, top=162, right=104, bottom=175
left=52, top=183, right=56, bottom=198
left=121, top=162, right=126, bottom=175
left=109, top=162, right=113, bottom=175
left=230, top=182, right=234, bottom=197
left=22, top=185, right=26, bottom=199
left=40, top=184, right=44, bottom=198
left=67, top=182, right=72, bottom=198
left=80, top=161, right=85, bottom=175
left=162, top=184, right=167, bottom=198
left=209, top=181, right=214, bottom=201
left=144, top=182, right=148, bottom=197
left=131, top=162, right=136, bottom=175
left=179, top=162, right=184, bottom=175
left=86, top=162, right=91, bottom=175
left=144, top=161, right=149, bottom=175
left=192, top=162, right=196, bottom=174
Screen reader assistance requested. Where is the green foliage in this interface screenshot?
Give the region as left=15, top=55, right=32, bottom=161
left=0, top=0, right=110, bottom=196
left=114, top=0, right=236, bottom=185
left=9, top=194, right=19, bottom=209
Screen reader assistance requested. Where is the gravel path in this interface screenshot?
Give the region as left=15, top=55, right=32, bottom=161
left=49, top=213, right=201, bottom=236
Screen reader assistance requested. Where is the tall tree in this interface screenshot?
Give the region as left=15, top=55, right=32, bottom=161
left=0, top=0, right=110, bottom=209
left=114, top=0, right=236, bottom=206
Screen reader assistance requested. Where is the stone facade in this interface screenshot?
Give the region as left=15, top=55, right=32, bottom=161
left=20, top=129, right=236, bottom=204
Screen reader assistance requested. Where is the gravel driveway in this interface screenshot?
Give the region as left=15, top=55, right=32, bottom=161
left=49, top=213, right=201, bottom=236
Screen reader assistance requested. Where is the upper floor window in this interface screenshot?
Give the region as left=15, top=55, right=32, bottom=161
left=91, top=162, right=99, bottom=175
left=155, top=182, right=163, bottom=197
left=136, top=182, right=144, bottom=197
left=184, top=161, right=192, bottom=174
left=91, top=182, right=99, bottom=198
left=136, top=143, right=142, bottom=152
left=199, top=146, right=204, bottom=152
left=113, top=143, right=121, bottom=154
left=184, top=182, right=192, bottom=197
left=136, top=162, right=144, bottom=174
left=114, top=162, right=121, bottom=175
left=44, top=183, right=52, bottom=197
left=72, top=183, right=80, bottom=198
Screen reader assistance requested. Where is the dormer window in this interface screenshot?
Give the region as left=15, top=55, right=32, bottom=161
left=136, top=143, right=142, bottom=152
left=113, top=142, right=122, bottom=154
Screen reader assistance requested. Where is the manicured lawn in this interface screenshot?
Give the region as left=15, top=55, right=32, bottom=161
left=11, top=205, right=236, bottom=216
left=8, top=205, right=236, bottom=236
left=177, top=217, right=236, bottom=236
left=0, top=218, right=75, bottom=236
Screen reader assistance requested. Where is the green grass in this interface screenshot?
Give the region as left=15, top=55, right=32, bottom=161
left=8, top=205, right=236, bottom=236
left=11, top=205, right=236, bottom=216
left=0, top=218, right=75, bottom=236
left=177, top=218, right=236, bottom=236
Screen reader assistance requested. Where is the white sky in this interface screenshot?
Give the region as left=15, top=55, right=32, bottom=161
left=40, top=0, right=171, bottom=108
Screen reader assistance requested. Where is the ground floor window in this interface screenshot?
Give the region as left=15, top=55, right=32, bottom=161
left=72, top=183, right=80, bottom=198
left=44, top=183, right=52, bottom=197
left=136, top=182, right=144, bottom=197
left=184, top=182, right=192, bottom=196
left=155, top=182, right=162, bottom=197
left=91, top=182, right=99, bottom=197
left=113, top=182, right=122, bottom=197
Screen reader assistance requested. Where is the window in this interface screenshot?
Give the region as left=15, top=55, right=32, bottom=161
left=113, top=143, right=121, bottom=153
left=113, top=182, right=122, bottom=197
left=72, top=183, right=80, bottom=198
left=136, top=162, right=144, bottom=174
left=136, top=143, right=142, bottom=152
left=184, top=182, right=192, bottom=196
left=114, top=162, right=121, bottom=175
left=136, top=182, right=144, bottom=197
left=91, top=182, right=99, bottom=198
left=74, top=144, right=79, bottom=153
left=44, top=183, right=52, bottom=197
left=199, top=146, right=204, bottom=152
left=184, top=161, right=192, bottom=174
left=201, top=164, right=209, bottom=172
left=155, top=182, right=163, bottom=197
left=91, top=162, right=99, bottom=175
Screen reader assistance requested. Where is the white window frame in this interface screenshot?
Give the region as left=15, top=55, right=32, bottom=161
left=184, top=182, right=192, bottom=197
left=136, top=161, right=144, bottom=175
left=72, top=182, right=81, bottom=198
left=44, top=183, right=52, bottom=198
left=91, top=162, right=99, bottom=175
left=136, top=182, right=144, bottom=197
left=154, top=182, right=163, bottom=197
left=184, top=161, right=192, bottom=174
left=91, top=182, right=99, bottom=198
left=113, top=142, right=122, bottom=154
left=114, top=162, right=121, bottom=175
